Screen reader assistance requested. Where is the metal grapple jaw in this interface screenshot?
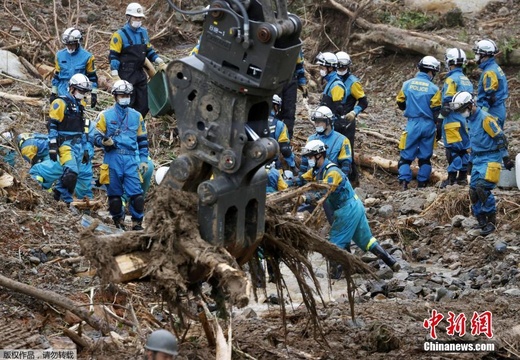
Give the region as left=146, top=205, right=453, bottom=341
left=159, top=0, right=301, bottom=264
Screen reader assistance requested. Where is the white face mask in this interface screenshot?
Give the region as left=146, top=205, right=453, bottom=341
left=67, top=48, right=76, bottom=54
left=315, top=125, right=325, bottom=134
left=74, top=92, right=85, bottom=100
left=474, top=54, right=481, bottom=63
left=337, top=69, right=348, bottom=76
left=308, top=158, right=316, bottom=168
left=118, top=98, right=131, bottom=107
left=319, top=69, right=328, bottom=77
left=131, top=21, right=142, bottom=29
left=461, top=109, right=471, bottom=118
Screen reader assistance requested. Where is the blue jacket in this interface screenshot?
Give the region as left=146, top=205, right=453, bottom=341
left=476, top=57, right=508, bottom=110
left=109, top=24, right=159, bottom=72
left=94, top=103, right=149, bottom=162
left=442, top=68, right=473, bottom=104
left=52, top=46, right=98, bottom=96
left=298, top=159, right=354, bottom=212
left=16, top=133, right=49, bottom=164
left=467, top=108, right=508, bottom=159
left=302, top=130, right=352, bottom=176
left=396, top=72, right=441, bottom=120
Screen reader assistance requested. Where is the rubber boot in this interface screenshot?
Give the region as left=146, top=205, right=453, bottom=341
left=440, top=172, right=457, bottom=188
left=370, top=244, right=401, bottom=272
left=417, top=181, right=428, bottom=188
left=132, top=220, right=144, bottom=231
left=114, top=218, right=126, bottom=231
left=456, top=170, right=468, bottom=186
left=329, top=261, right=343, bottom=280
left=480, top=213, right=496, bottom=236
left=53, top=188, right=61, bottom=201
left=473, top=214, right=487, bottom=229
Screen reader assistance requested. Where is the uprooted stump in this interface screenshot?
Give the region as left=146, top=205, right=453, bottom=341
left=80, top=183, right=375, bottom=339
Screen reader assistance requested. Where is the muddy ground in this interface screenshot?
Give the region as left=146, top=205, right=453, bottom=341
left=1, top=0, right=520, bottom=359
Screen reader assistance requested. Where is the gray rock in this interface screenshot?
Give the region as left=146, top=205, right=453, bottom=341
left=413, top=218, right=426, bottom=227
left=29, top=256, right=41, bottom=265
left=377, top=267, right=394, bottom=280
left=498, top=6, right=509, bottom=16
left=0, top=50, right=31, bottom=80
left=241, top=308, right=257, bottom=319
left=399, top=197, right=426, bottom=214
left=378, top=205, right=394, bottom=218
left=495, top=241, right=507, bottom=253
left=451, top=215, right=466, bottom=227
left=448, top=262, right=461, bottom=270
left=504, top=288, right=520, bottom=296
left=461, top=217, right=478, bottom=230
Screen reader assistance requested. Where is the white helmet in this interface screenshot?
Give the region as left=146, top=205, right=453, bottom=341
left=310, top=105, right=334, bottom=124
left=126, top=2, right=145, bottom=18
left=335, top=51, right=352, bottom=68
left=61, top=28, right=82, bottom=45
left=1, top=131, right=13, bottom=142
left=154, top=166, right=169, bottom=185
left=272, top=94, right=282, bottom=106
left=111, top=80, right=134, bottom=95
left=315, top=52, right=338, bottom=68
left=449, top=91, right=474, bottom=112
left=418, top=56, right=441, bottom=73
left=69, top=74, right=92, bottom=92
left=301, top=139, right=327, bottom=157
left=444, top=48, right=466, bottom=68
left=473, top=39, right=498, bottom=56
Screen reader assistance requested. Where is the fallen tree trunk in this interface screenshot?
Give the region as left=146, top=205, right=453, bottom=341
left=327, top=0, right=520, bottom=65
left=0, top=91, right=45, bottom=106
left=0, top=273, right=111, bottom=335
left=355, top=153, right=445, bottom=182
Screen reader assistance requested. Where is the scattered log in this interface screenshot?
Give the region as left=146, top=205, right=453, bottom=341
left=358, top=128, right=399, bottom=145
left=327, top=0, right=520, bottom=65
left=355, top=153, right=444, bottom=182
left=19, top=57, right=43, bottom=80
left=70, top=199, right=103, bottom=210
left=0, top=273, right=111, bottom=335
left=0, top=79, right=14, bottom=86
left=35, top=63, right=55, bottom=80
left=0, top=91, right=45, bottom=106
left=63, top=327, right=93, bottom=349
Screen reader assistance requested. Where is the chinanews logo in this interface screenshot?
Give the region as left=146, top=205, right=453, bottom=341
left=422, top=309, right=496, bottom=353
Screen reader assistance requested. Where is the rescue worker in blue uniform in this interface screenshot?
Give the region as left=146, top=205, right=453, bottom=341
left=294, top=140, right=400, bottom=279
left=300, top=106, right=352, bottom=177
left=94, top=80, right=149, bottom=231
left=265, top=163, right=290, bottom=194
left=0, top=132, right=16, bottom=167
left=51, top=28, right=98, bottom=108
left=315, top=52, right=346, bottom=117
left=48, top=74, right=92, bottom=204
left=109, top=2, right=165, bottom=118
left=440, top=48, right=474, bottom=187
left=473, top=39, right=509, bottom=129
left=16, top=133, right=50, bottom=165
left=396, top=56, right=442, bottom=189
left=280, top=49, right=308, bottom=139
left=269, top=95, right=297, bottom=174
left=450, top=92, right=514, bottom=236
left=334, top=51, right=368, bottom=187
